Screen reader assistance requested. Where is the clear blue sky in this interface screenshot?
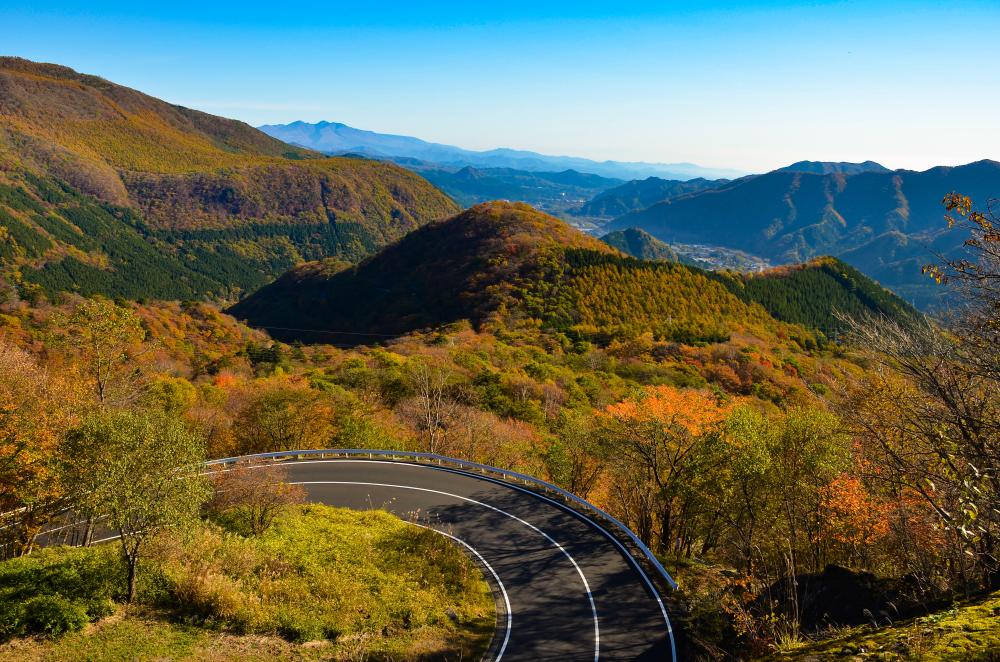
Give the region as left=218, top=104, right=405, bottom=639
left=5, top=1, right=1000, bottom=172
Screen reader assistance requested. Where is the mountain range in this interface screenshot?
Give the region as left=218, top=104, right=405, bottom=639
left=0, top=57, right=990, bottom=318
left=0, top=58, right=457, bottom=300
left=399, top=163, right=623, bottom=216
left=776, top=160, right=892, bottom=175
left=258, top=120, right=746, bottom=181
left=606, top=160, right=1000, bottom=309
left=574, top=176, right=728, bottom=219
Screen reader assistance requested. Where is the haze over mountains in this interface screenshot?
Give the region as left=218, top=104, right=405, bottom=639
left=406, top=164, right=623, bottom=217
left=258, top=120, right=747, bottom=181
left=254, top=119, right=1000, bottom=311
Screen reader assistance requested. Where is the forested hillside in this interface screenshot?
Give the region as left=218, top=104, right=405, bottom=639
left=230, top=202, right=920, bottom=347
left=601, top=227, right=682, bottom=261
left=0, top=58, right=458, bottom=299
left=5, top=197, right=998, bottom=661
left=714, top=257, right=922, bottom=336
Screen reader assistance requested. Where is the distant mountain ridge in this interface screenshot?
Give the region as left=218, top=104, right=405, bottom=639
left=607, top=160, right=1000, bottom=309
left=258, top=120, right=746, bottom=181
left=575, top=176, right=728, bottom=218
left=601, top=228, right=681, bottom=262
left=410, top=164, right=622, bottom=215
left=777, top=160, right=891, bottom=175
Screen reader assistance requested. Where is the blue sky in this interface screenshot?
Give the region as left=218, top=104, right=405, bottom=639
left=4, top=1, right=1000, bottom=172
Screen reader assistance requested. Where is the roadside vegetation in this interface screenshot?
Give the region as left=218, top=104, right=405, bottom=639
left=0, top=504, right=494, bottom=661
left=779, top=588, right=1000, bottom=660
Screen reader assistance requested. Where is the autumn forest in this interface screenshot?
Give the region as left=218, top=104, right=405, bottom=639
left=1, top=54, right=1000, bottom=661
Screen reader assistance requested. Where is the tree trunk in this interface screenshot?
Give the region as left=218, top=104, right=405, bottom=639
left=126, top=554, right=138, bottom=604
left=122, top=535, right=141, bottom=605
left=659, top=505, right=672, bottom=556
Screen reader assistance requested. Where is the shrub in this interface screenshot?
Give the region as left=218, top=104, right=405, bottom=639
left=0, top=545, right=123, bottom=641
left=22, top=595, right=90, bottom=637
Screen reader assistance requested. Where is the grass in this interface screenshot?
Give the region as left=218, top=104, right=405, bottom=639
left=0, top=609, right=494, bottom=661
left=0, top=505, right=496, bottom=661
left=778, top=589, right=1000, bottom=661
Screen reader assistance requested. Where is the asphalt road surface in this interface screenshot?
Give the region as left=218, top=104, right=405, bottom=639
left=281, top=459, right=674, bottom=662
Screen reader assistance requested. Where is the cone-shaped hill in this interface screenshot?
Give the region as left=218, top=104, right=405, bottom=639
left=230, top=202, right=919, bottom=347
left=601, top=228, right=681, bottom=262
left=0, top=57, right=458, bottom=299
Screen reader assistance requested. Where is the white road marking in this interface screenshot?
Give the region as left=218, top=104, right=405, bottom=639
left=283, top=458, right=676, bottom=661
left=403, top=462, right=678, bottom=662
left=408, top=521, right=512, bottom=661
left=292, top=479, right=601, bottom=662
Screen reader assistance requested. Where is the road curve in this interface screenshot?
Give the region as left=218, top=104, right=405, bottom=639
left=279, top=459, right=674, bottom=661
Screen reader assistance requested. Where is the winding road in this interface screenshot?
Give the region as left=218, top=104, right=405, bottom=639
left=28, top=455, right=677, bottom=661
left=278, top=458, right=675, bottom=661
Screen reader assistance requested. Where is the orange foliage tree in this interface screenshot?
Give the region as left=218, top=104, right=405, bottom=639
left=818, top=473, right=891, bottom=565
left=598, top=385, right=733, bottom=555
left=0, top=341, right=80, bottom=556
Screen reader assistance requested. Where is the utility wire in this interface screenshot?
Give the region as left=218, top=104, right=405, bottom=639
left=256, top=325, right=399, bottom=337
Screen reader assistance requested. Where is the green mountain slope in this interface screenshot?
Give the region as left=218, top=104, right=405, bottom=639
left=229, top=202, right=919, bottom=346
left=601, top=228, right=681, bottom=261
left=712, top=257, right=922, bottom=338
left=0, top=57, right=458, bottom=299
left=607, top=161, right=1000, bottom=309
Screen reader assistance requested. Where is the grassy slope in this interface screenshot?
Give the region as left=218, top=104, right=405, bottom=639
left=0, top=505, right=494, bottom=662
left=780, top=590, right=1000, bottom=661
left=0, top=58, right=458, bottom=299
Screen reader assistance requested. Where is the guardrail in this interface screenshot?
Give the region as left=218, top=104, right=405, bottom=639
left=205, top=448, right=679, bottom=592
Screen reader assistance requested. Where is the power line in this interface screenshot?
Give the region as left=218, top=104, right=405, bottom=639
left=255, top=325, right=400, bottom=337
